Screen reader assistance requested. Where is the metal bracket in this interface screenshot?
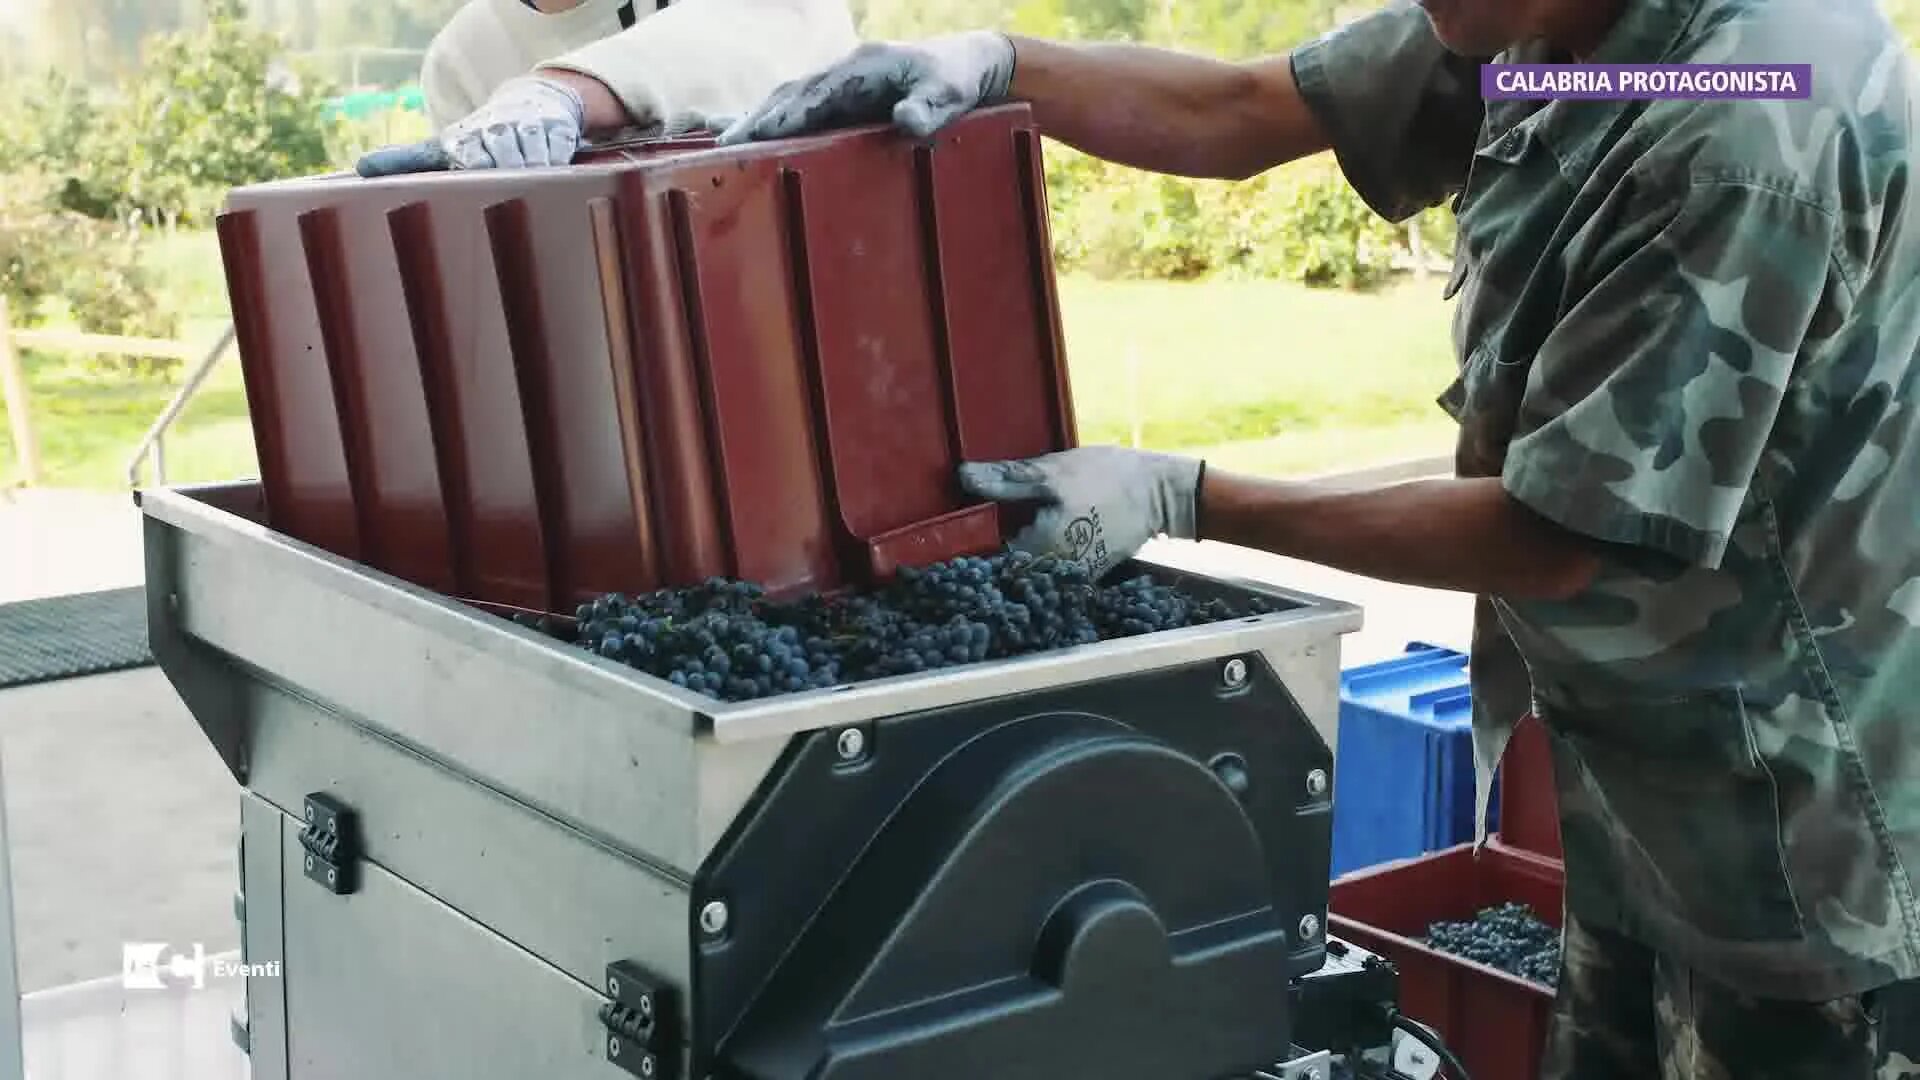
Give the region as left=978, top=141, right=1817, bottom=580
left=230, top=1008, right=250, bottom=1053
left=298, top=793, right=359, bottom=895
left=1254, top=1047, right=1333, bottom=1080
left=599, top=960, right=678, bottom=1078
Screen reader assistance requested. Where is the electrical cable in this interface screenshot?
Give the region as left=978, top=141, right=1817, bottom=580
left=1384, top=1007, right=1474, bottom=1080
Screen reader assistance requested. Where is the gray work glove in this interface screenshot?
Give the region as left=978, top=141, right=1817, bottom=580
left=959, top=447, right=1205, bottom=580
left=717, top=31, right=1016, bottom=145
left=442, top=73, right=588, bottom=169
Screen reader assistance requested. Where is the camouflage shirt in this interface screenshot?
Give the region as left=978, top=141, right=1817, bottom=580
left=1294, top=0, right=1920, bottom=999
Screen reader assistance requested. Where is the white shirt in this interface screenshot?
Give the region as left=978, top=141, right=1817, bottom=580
left=422, top=0, right=635, bottom=130
left=421, top=0, right=857, bottom=135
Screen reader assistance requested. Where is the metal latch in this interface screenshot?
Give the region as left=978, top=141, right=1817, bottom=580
left=599, top=960, right=678, bottom=1078
left=298, top=793, right=359, bottom=895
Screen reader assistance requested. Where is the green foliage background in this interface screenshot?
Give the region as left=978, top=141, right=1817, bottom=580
left=855, top=0, right=1449, bottom=287
left=0, top=0, right=338, bottom=360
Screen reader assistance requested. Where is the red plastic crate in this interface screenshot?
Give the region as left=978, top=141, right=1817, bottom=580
left=216, top=105, right=1075, bottom=613
left=1495, top=713, right=1563, bottom=862
left=1330, top=841, right=1563, bottom=1080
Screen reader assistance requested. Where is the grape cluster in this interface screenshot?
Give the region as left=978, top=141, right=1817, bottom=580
left=1425, top=902, right=1562, bottom=986
left=510, top=550, right=1275, bottom=702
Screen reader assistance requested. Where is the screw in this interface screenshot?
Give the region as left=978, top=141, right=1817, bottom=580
left=326, top=869, right=337, bottom=885
left=1222, top=658, right=1248, bottom=689
left=836, top=727, right=866, bottom=761
left=639, top=994, right=653, bottom=1018
left=608, top=975, right=620, bottom=997
left=305, top=806, right=314, bottom=822
left=700, top=900, right=730, bottom=937
left=608, top=1035, right=620, bottom=1056
left=304, top=854, right=314, bottom=872
left=1299, top=914, right=1322, bottom=941
left=640, top=1055, right=656, bottom=1077
left=1307, top=769, right=1329, bottom=798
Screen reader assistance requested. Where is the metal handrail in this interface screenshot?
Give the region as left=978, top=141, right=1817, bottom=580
left=126, top=323, right=238, bottom=489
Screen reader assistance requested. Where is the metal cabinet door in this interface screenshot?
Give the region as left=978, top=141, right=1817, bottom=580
left=266, top=811, right=612, bottom=1080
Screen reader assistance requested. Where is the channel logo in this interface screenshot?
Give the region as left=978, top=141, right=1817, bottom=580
left=122, top=943, right=279, bottom=990
left=122, top=942, right=207, bottom=990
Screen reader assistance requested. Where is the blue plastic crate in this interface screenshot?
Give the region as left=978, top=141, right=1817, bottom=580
left=1330, top=643, right=1487, bottom=878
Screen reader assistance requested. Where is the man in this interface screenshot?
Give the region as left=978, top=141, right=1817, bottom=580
left=718, top=1, right=1920, bottom=1076
left=400, top=0, right=855, bottom=169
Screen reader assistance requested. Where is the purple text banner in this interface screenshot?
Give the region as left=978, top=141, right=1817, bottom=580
left=1481, top=63, right=1813, bottom=101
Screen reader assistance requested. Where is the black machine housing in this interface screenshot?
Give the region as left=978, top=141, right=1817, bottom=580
left=656, top=650, right=1386, bottom=1080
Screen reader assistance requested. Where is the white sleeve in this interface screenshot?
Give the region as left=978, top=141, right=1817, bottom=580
left=421, top=36, right=479, bottom=131
left=538, top=0, right=859, bottom=130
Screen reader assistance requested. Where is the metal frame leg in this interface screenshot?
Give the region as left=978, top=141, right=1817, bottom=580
left=0, top=747, right=25, bottom=1080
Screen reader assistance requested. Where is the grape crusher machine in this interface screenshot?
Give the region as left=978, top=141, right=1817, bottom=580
left=136, top=105, right=1422, bottom=1079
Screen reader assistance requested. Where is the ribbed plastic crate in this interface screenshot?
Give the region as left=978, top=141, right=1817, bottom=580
left=1496, top=712, right=1563, bottom=862
left=216, top=105, right=1073, bottom=613
left=1329, top=842, right=1563, bottom=1080
left=1330, top=644, right=1480, bottom=877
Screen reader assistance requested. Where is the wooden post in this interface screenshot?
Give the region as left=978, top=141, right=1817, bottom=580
left=0, top=296, right=39, bottom=487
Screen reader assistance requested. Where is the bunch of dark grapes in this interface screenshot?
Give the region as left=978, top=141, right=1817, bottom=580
left=1425, top=902, right=1562, bottom=986
left=510, top=551, right=1277, bottom=703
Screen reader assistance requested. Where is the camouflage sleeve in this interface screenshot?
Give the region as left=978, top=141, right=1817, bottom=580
left=1289, top=2, right=1484, bottom=223
left=1501, top=178, right=1845, bottom=569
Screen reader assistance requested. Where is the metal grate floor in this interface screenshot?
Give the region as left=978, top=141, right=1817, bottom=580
left=0, top=590, right=153, bottom=691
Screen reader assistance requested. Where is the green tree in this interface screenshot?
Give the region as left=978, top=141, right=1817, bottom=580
left=30, top=0, right=340, bottom=227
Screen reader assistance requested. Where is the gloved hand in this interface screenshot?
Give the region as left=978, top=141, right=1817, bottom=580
left=959, top=447, right=1205, bottom=580
left=717, top=31, right=1016, bottom=145
left=441, top=73, right=589, bottom=169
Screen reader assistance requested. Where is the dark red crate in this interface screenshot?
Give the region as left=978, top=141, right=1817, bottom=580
left=1495, top=713, right=1563, bottom=862
left=1330, top=841, right=1564, bottom=1080
left=216, top=105, right=1074, bottom=613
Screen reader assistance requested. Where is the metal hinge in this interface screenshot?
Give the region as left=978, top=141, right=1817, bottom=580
left=598, top=960, right=678, bottom=1078
left=298, top=793, right=359, bottom=895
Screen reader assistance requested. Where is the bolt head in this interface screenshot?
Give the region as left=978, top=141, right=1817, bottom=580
left=1299, top=914, right=1322, bottom=941
left=326, top=868, right=337, bottom=885
left=836, top=727, right=866, bottom=761
left=700, top=900, right=730, bottom=936
left=607, top=975, right=620, bottom=997
left=304, top=854, right=314, bottom=872
left=608, top=1035, right=621, bottom=1056
left=1307, top=769, right=1329, bottom=797
left=1222, top=658, right=1249, bottom=688
left=639, top=1055, right=656, bottom=1077
left=639, top=994, right=653, bottom=1018
left=304, top=806, right=314, bottom=822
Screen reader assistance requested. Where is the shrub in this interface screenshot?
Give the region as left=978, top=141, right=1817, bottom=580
left=1043, top=144, right=1418, bottom=290
left=0, top=172, right=179, bottom=374
left=2, top=0, right=339, bottom=229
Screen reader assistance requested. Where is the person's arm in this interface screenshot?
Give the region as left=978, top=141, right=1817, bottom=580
left=541, top=0, right=860, bottom=136
left=532, top=67, right=632, bottom=134
left=1000, top=39, right=1322, bottom=181
left=1199, top=472, right=1602, bottom=600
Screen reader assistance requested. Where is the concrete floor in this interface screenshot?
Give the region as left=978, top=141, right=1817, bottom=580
left=2, top=487, right=241, bottom=994
left=1, top=671, right=240, bottom=994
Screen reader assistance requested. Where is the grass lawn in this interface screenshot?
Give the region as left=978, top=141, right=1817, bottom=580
left=0, top=230, right=1461, bottom=490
